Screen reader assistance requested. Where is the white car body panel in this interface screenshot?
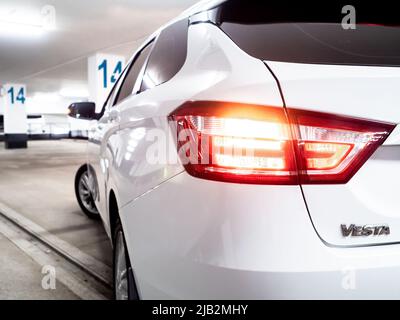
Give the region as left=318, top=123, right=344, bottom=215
left=87, top=111, right=120, bottom=233
left=268, top=61, right=400, bottom=247
left=267, top=61, right=400, bottom=123
left=303, top=149, right=400, bottom=247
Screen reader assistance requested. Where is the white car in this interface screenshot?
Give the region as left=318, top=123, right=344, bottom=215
left=70, top=0, right=400, bottom=299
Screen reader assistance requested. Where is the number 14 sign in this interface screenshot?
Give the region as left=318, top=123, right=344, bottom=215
left=3, top=83, right=28, bottom=135
left=7, top=86, right=26, bottom=105
left=88, top=54, right=125, bottom=113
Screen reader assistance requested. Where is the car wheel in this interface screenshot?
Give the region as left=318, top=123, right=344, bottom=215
left=113, top=220, right=139, bottom=300
left=74, top=165, right=100, bottom=220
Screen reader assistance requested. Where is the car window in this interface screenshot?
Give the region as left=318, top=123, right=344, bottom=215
left=98, top=62, right=130, bottom=116
left=105, top=75, right=122, bottom=108
left=114, top=41, right=154, bottom=105
left=216, top=1, right=400, bottom=66
left=140, top=19, right=188, bottom=92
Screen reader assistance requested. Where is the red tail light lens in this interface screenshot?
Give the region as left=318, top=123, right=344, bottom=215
left=287, top=109, right=396, bottom=184
left=169, top=101, right=395, bottom=185
left=169, top=102, right=298, bottom=184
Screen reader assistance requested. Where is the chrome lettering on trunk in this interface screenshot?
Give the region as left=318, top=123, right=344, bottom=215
left=341, top=225, right=390, bottom=238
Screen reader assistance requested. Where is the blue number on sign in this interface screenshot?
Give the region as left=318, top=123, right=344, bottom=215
left=16, top=87, right=26, bottom=104
left=7, top=87, right=26, bottom=105
left=98, top=60, right=123, bottom=89
left=111, top=61, right=122, bottom=84
left=98, top=59, right=108, bottom=89
left=7, top=87, right=15, bottom=104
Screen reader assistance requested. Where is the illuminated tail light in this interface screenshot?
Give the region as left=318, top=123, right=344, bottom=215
left=169, top=101, right=395, bottom=185
left=288, top=109, right=396, bottom=184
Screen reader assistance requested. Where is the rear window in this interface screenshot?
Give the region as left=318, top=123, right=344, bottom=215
left=216, top=1, right=400, bottom=66
left=141, top=19, right=188, bottom=92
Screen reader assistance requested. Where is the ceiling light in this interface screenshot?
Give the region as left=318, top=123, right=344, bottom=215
left=0, top=6, right=56, bottom=38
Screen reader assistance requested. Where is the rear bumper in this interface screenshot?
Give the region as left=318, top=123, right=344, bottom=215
left=130, top=259, right=400, bottom=300
left=120, top=172, right=400, bottom=299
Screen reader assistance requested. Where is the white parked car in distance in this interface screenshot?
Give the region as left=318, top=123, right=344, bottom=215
left=69, top=0, right=400, bottom=299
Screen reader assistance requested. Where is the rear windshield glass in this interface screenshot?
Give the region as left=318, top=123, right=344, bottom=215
left=217, top=1, right=400, bottom=66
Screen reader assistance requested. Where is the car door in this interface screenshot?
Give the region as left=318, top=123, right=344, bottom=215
left=87, top=41, right=155, bottom=233
left=87, top=72, right=125, bottom=225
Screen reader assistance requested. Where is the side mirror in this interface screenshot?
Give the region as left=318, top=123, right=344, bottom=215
left=68, top=102, right=98, bottom=120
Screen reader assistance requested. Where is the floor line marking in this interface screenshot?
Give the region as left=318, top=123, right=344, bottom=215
left=0, top=215, right=108, bottom=300
left=0, top=201, right=112, bottom=287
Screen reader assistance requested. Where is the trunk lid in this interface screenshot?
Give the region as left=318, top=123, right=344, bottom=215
left=269, top=61, right=400, bottom=246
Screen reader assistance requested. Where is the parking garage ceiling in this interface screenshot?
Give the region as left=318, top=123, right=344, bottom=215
left=0, top=0, right=197, bottom=97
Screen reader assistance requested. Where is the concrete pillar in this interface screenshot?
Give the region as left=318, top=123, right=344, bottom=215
left=2, top=84, right=28, bottom=149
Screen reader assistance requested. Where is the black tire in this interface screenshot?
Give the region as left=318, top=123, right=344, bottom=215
left=74, top=165, right=100, bottom=220
left=113, top=219, right=139, bottom=300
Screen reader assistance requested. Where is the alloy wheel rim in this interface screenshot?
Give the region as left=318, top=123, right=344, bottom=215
left=78, top=171, right=98, bottom=215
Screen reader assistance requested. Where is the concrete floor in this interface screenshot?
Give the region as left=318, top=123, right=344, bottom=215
left=0, top=231, right=79, bottom=300
left=0, top=140, right=113, bottom=299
